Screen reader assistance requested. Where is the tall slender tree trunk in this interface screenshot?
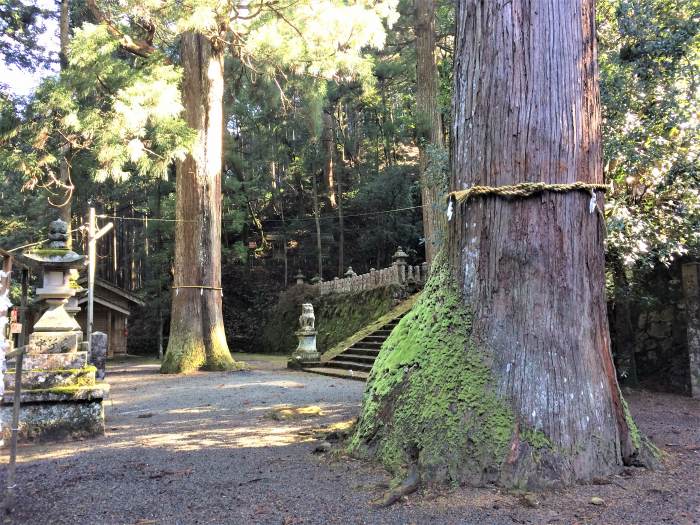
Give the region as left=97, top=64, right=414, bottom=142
left=337, top=165, right=345, bottom=277
left=161, top=32, right=235, bottom=374
left=415, top=0, right=446, bottom=266
left=351, top=0, right=655, bottom=488
left=322, top=110, right=337, bottom=209
left=312, top=171, right=323, bottom=279
left=58, top=0, right=72, bottom=246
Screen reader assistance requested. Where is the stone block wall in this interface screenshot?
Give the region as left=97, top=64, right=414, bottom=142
left=615, top=260, right=693, bottom=395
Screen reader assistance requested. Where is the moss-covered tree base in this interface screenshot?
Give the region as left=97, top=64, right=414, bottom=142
left=348, top=257, right=655, bottom=488
left=160, top=327, right=239, bottom=374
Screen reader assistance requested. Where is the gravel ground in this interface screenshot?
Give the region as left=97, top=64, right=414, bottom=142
left=2, top=356, right=699, bottom=525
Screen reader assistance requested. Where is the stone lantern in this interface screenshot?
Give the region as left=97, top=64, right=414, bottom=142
left=287, top=303, right=321, bottom=369
left=1, top=218, right=108, bottom=444
left=344, top=266, right=357, bottom=278
left=294, top=270, right=305, bottom=286
left=24, top=219, right=85, bottom=348
left=392, top=246, right=409, bottom=284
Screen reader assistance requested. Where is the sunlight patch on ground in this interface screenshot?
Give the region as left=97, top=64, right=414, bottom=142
left=216, top=380, right=307, bottom=390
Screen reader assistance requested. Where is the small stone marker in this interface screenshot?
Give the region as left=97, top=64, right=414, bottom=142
left=90, top=332, right=108, bottom=380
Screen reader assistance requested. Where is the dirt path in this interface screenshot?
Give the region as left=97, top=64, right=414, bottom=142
left=2, top=356, right=699, bottom=524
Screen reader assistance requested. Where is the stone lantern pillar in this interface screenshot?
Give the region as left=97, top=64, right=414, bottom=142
left=392, top=246, right=408, bottom=284
left=26, top=219, right=85, bottom=351
left=287, top=303, right=321, bottom=369
left=1, top=218, right=108, bottom=444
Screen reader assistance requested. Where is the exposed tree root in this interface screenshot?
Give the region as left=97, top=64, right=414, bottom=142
left=372, top=464, right=421, bottom=508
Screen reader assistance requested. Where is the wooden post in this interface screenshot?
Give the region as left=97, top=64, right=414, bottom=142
left=682, top=262, right=700, bottom=398
left=87, top=207, right=96, bottom=345
left=0, top=252, right=15, bottom=518
left=87, top=207, right=113, bottom=349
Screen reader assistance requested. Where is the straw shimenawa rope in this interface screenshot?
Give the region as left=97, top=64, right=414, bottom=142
left=448, top=181, right=608, bottom=204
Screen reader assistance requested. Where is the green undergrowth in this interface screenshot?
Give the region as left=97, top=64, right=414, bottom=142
left=348, top=255, right=528, bottom=484
left=262, top=283, right=401, bottom=354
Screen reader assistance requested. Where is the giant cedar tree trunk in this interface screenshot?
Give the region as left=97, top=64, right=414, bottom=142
left=350, top=0, right=654, bottom=487
left=161, top=32, right=235, bottom=374
left=415, top=0, right=446, bottom=266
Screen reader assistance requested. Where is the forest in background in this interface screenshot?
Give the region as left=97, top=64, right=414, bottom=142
left=0, top=0, right=698, bottom=361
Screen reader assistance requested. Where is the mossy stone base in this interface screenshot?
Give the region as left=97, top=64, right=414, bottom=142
left=3, top=366, right=97, bottom=390
left=1, top=384, right=108, bottom=444
left=0, top=400, right=104, bottom=444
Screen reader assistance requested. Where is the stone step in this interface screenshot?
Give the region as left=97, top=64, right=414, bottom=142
left=7, top=352, right=88, bottom=371
left=346, top=347, right=380, bottom=357
left=373, top=329, right=395, bottom=337
left=323, top=360, right=373, bottom=372
left=355, top=340, right=383, bottom=349
left=303, top=367, right=368, bottom=381
left=330, top=353, right=376, bottom=364
left=362, top=335, right=387, bottom=343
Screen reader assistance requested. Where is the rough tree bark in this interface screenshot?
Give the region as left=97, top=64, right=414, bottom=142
left=415, top=0, right=446, bottom=266
left=161, top=32, right=236, bottom=373
left=350, top=0, right=655, bottom=488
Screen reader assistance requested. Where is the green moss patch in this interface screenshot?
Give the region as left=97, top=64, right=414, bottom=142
left=30, top=248, right=71, bottom=257
left=321, top=293, right=419, bottom=362
left=348, top=254, right=522, bottom=485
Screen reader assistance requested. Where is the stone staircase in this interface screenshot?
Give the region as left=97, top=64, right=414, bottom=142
left=304, top=314, right=406, bottom=381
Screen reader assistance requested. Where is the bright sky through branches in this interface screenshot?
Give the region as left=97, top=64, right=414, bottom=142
left=0, top=0, right=58, bottom=97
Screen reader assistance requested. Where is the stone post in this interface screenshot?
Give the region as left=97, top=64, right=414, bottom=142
left=90, top=331, right=108, bottom=380
left=287, top=303, right=321, bottom=369
left=392, top=247, right=408, bottom=284
left=682, top=262, right=700, bottom=398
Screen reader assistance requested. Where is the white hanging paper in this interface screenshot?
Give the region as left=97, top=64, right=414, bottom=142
left=0, top=291, right=11, bottom=310
left=589, top=189, right=597, bottom=214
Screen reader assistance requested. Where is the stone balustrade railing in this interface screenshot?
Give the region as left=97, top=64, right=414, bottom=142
left=298, top=247, right=429, bottom=296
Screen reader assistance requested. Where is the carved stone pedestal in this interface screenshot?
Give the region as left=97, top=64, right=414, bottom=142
left=288, top=303, right=321, bottom=369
